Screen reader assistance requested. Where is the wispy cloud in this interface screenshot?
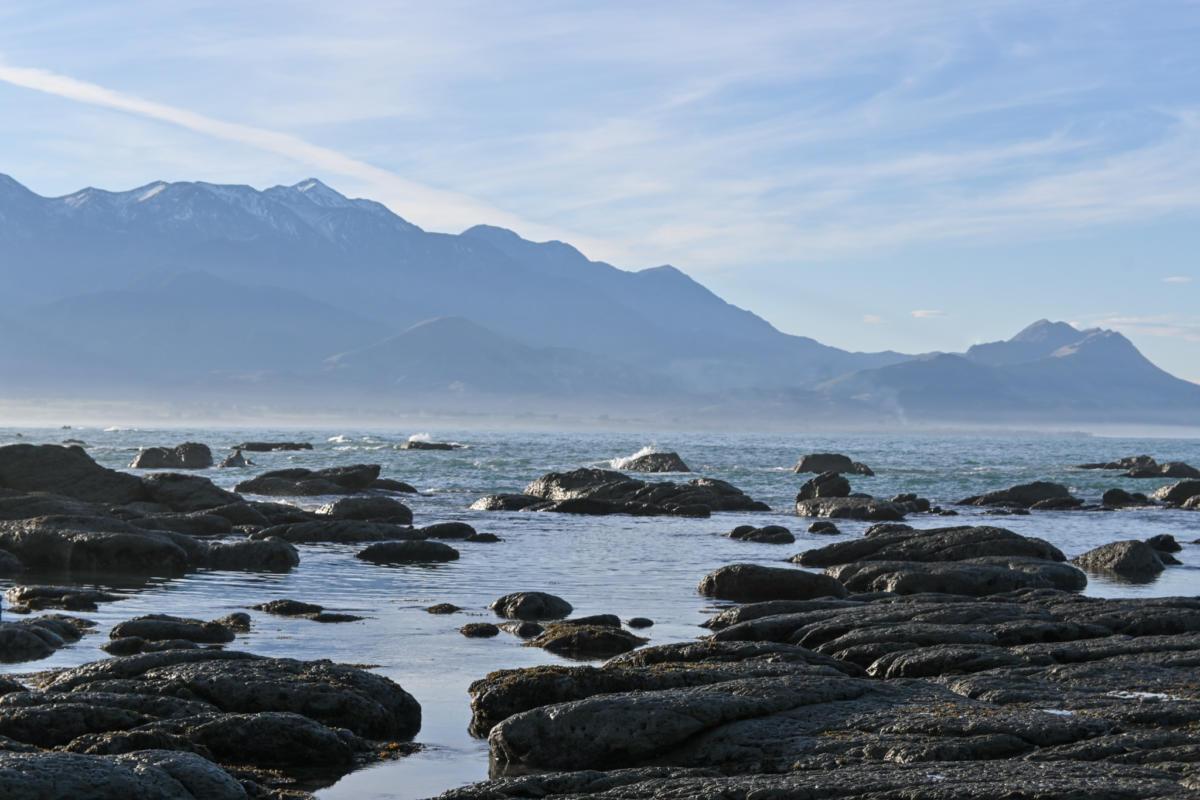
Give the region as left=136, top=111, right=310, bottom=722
left=1163, top=276, right=1193, bottom=284
left=0, top=62, right=603, bottom=249
left=863, top=314, right=885, bottom=324
left=911, top=310, right=946, bottom=319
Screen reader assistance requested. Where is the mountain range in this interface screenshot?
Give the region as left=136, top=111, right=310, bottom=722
left=1, top=173, right=1196, bottom=427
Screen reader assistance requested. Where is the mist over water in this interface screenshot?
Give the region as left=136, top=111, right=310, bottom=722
left=1, top=426, right=1198, bottom=798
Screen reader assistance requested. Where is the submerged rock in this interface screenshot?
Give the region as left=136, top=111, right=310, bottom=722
left=491, top=592, right=573, bottom=621
left=795, top=495, right=905, bottom=521
left=528, top=624, right=647, bottom=659
left=355, top=540, right=459, bottom=564
left=400, top=440, right=461, bottom=450
left=958, top=481, right=1075, bottom=509
left=0, top=616, right=92, bottom=663
left=317, top=495, right=413, bottom=523
left=426, top=603, right=462, bottom=614
left=793, top=453, right=874, bottom=476
left=236, top=464, right=381, bottom=496
left=249, top=519, right=421, bottom=544
left=727, top=524, right=795, bottom=544
left=420, top=521, right=476, bottom=539
left=109, top=614, right=237, bottom=645
left=808, top=520, right=841, bottom=535
left=4, top=585, right=122, bottom=613
left=1102, top=487, right=1152, bottom=507
left=461, top=623, right=500, bottom=638
left=698, top=563, right=847, bottom=602
left=372, top=477, right=418, bottom=493
left=1146, top=533, right=1182, bottom=553
left=129, top=443, right=213, bottom=470
left=1073, top=540, right=1167, bottom=580
left=234, top=441, right=312, bottom=451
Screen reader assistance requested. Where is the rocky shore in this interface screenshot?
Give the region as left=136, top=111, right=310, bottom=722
left=0, top=439, right=1197, bottom=799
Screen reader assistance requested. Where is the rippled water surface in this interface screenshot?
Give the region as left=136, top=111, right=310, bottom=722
left=1, top=427, right=1198, bottom=798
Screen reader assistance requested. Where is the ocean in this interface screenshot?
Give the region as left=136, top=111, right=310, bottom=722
left=1, top=426, right=1198, bottom=798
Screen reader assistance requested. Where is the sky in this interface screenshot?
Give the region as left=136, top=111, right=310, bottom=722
left=1, top=1, right=1198, bottom=380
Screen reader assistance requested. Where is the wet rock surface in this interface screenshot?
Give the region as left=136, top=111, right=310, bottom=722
left=128, top=443, right=213, bottom=471
left=355, top=540, right=460, bottom=564
left=794, top=453, right=875, bottom=476
left=236, top=464, right=381, bottom=497
left=491, top=592, right=573, bottom=621
left=795, top=495, right=906, bottom=520
left=473, top=468, right=768, bottom=518
left=451, top=588, right=1200, bottom=798
left=619, top=452, right=690, bottom=473
left=698, top=563, right=847, bottom=602
left=726, top=524, right=794, bottom=544
left=1073, top=540, right=1170, bottom=580
left=958, top=481, right=1077, bottom=509
left=316, top=495, right=413, bottom=523
left=0, top=616, right=92, bottom=663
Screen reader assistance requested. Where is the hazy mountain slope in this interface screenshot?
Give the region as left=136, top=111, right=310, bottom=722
left=15, top=271, right=391, bottom=375
left=0, top=174, right=901, bottom=391
left=823, top=321, right=1200, bottom=423
left=324, top=316, right=673, bottom=396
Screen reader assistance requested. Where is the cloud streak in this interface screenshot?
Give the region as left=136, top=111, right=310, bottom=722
left=0, top=62, right=604, bottom=250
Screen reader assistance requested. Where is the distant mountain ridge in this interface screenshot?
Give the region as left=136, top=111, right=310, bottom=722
left=0, top=173, right=1196, bottom=426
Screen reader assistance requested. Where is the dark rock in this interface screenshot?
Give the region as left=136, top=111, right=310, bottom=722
left=372, top=478, right=417, bottom=493
left=140, top=473, right=241, bottom=512
left=515, top=468, right=768, bottom=517
left=250, top=519, right=421, bottom=544
left=420, top=521, right=476, bottom=539
left=317, top=495, right=412, bottom=523
left=129, top=443, right=213, bottom=470
left=217, top=450, right=250, bottom=469
left=466, top=532, right=501, bottom=543
left=426, top=603, right=461, bottom=614
left=864, top=522, right=913, bottom=536
left=1103, top=488, right=1152, bottom=507
left=1146, top=534, right=1182, bottom=553
left=400, top=440, right=461, bottom=450
left=0, top=444, right=146, bottom=504
left=128, top=513, right=233, bottom=537
left=0, top=516, right=194, bottom=575
left=491, top=592, right=573, bottom=621
left=109, top=614, right=237, bottom=644
left=461, top=623, right=500, bottom=638
left=528, top=624, right=647, bottom=659
left=0, top=616, right=90, bottom=663
left=469, top=494, right=543, bottom=511
left=0, top=750, right=247, bottom=800
left=252, top=599, right=324, bottom=617
left=235, top=464, right=381, bottom=497
left=5, top=585, right=122, bottom=613
left=204, top=537, right=299, bottom=572
left=204, top=502, right=273, bottom=527
left=728, top=524, right=795, bottom=544
left=698, top=563, right=847, bottom=602
left=355, top=540, right=459, bottom=564
left=234, top=441, right=312, bottom=451
left=627, top=617, right=654, bottom=628
left=797, top=471, right=851, bottom=500
left=795, top=525, right=1067, bottom=567
left=1128, top=461, right=1200, bottom=479
left=808, top=521, right=841, bottom=535
left=1153, top=480, right=1200, bottom=505
left=793, top=453, right=874, bottom=476
left=619, top=451, right=690, bottom=473
left=215, top=613, right=250, bottom=632
left=1030, top=496, right=1086, bottom=510
left=310, top=612, right=362, bottom=623
left=958, top=481, right=1075, bottom=508
left=42, top=649, right=422, bottom=740
left=827, top=557, right=1087, bottom=595
left=795, top=495, right=905, bottom=520
left=557, top=614, right=622, bottom=628
left=1073, top=540, right=1166, bottom=579
left=1077, top=454, right=1157, bottom=470
left=501, top=621, right=544, bottom=639
left=0, top=549, right=23, bottom=576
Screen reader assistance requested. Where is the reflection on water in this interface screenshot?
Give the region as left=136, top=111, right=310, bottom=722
left=1, top=427, right=1198, bottom=799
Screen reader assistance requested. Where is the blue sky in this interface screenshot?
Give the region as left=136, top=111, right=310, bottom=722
left=1, top=1, right=1198, bottom=379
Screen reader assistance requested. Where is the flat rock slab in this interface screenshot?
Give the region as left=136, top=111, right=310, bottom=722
left=698, top=563, right=847, bottom=602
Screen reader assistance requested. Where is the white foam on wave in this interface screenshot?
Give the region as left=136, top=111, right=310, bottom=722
left=408, top=432, right=433, bottom=443
left=610, top=444, right=663, bottom=469
left=327, top=435, right=351, bottom=443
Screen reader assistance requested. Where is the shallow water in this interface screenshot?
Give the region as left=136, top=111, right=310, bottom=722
left=1, top=427, right=1198, bottom=798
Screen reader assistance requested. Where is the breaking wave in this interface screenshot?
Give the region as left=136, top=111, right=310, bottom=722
left=610, top=444, right=663, bottom=469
